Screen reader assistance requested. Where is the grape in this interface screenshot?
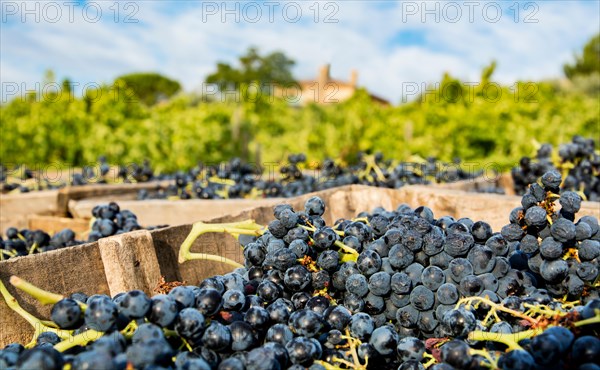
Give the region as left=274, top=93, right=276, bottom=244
left=530, top=333, right=562, bottom=365
left=391, top=272, right=412, bottom=294
left=266, top=323, right=294, bottom=345
left=559, top=191, right=582, bottom=213
left=448, top=258, right=474, bottom=282
left=51, top=298, right=83, bottom=330
left=501, top=223, right=525, bottom=242
left=388, top=244, right=414, bottom=269
left=572, top=336, right=600, bottom=365
left=174, top=308, right=206, bottom=344
left=539, top=237, right=563, bottom=259
left=524, top=206, right=547, bottom=229
left=15, top=347, right=64, bottom=370
left=313, top=227, right=338, bottom=250
left=202, top=321, right=232, bottom=351
left=441, top=308, right=476, bottom=338
left=369, top=325, right=398, bottom=356
left=305, top=197, right=325, bottom=216
left=579, top=240, right=600, bottom=261
left=349, top=313, right=375, bottom=340
left=472, top=221, right=493, bottom=243
left=229, top=321, right=256, bottom=351
left=541, top=170, right=562, bottom=191
left=436, top=283, right=459, bottom=305
left=84, top=295, right=118, bottom=332
left=498, top=349, right=535, bottom=370
left=285, top=336, right=320, bottom=365
left=168, top=285, right=196, bottom=309
left=409, top=286, right=435, bottom=311
left=486, top=234, right=509, bottom=256
left=396, top=305, right=420, bottom=328
left=441, top=339, right=472, bottom=369
left=117, top=290, right=151, bottom=320
left=420, top=265, right=445, bottom=291
left=467, top=245, right=496, bottom=274
left=289, top=309, right=323, bottom=338
left=357, top=249, right=382, bottom=276
left=444, top=233, right=474, bottom=257
left=540, top=259, right=569, bottom=283
left=368, top=271, right=391, bottom=296
left=245, top=306, right=270, bottom=330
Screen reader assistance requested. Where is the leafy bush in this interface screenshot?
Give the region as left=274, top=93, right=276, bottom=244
left=1, top=70, right=597, bottom=173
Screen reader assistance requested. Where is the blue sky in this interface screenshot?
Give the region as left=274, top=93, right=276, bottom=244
left=1, top=0, right=598, bottom=103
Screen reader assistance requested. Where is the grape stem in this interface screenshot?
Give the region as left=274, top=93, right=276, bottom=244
left=0, top=277, right=72, bottom=347
left=10, top=276, right=87, bottom=310
left=178, top=220, right=264, bottom=265
left=468, top=329, right=534, bottom=351
left=456, top=296, right=538, bottom=326
left=469, top=348, right=499, bottom=369
left=54, top=329, right=103, bottom=352
left=573, top=311, right=600, bottom=327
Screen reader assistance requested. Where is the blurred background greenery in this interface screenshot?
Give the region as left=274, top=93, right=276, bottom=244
left=1, top=34, right=598, bottom=173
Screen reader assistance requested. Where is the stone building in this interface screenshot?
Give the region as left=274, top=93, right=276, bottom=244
left=275, top=64, right=389, bottom=105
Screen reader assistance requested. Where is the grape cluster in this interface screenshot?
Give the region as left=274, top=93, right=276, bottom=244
left=1, top=202, right=148, bottom=260
left=512, top=136, right=599, bottom=200
left=503, top=170, right=599, bottom=300
left=0, top=228, right=79, bottom=259
left=1, top=176, right=598, bottom=369
left=0, top=156, right=156, bottom=193
left=137, top=153, right=480, bottom=200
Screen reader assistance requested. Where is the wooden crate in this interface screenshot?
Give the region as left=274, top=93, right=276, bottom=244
left=433, top=173, right=516, bottom=196
left=27, top=215, right=90, bottom=239
left=1, top=185, right=599, bottom=345
left=68, top=198, right=286, bottom=226
left=0, top=190, right=59, bottom=234
left=56, top=181, right=173, bottom=217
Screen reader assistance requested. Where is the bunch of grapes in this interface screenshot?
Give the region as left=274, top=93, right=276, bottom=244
left=138, top=153, right=481, bottom=201
left=0, top=170, right=598, bottom=369
left=512, top=136, right=599, bottom=200
left=503, top=170, right=599, bottom=300
left=1, top=202, right=147, bottom=260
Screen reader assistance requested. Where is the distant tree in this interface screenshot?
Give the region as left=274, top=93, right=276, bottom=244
left=62, top=78, right=73, bottom=95
left=205, top=47, right=296, bottom=92
left=564, top=34, right=600, bottom=79
left=114, top=72, right=181, bottom=106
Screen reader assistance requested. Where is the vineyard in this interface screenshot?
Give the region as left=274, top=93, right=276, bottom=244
left=1, top=69, right=598, bottom=172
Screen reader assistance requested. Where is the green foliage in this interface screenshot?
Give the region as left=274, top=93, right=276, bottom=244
left=1, top=68, right=597, bottom=173
left=206, top=47, right=296, bottom=93
left=564, top=33, right=600, bottom=79
left=115, top=72, right=182, bottom=106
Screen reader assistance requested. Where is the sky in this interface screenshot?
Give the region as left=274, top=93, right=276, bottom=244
left=1, top=0, right=599, bottom=103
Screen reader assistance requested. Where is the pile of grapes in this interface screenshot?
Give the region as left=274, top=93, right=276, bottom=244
left=512, top=136, right=599, bottom=201
left=137, top=153, right=480, bottom=200
left=2, top=153, right=479, bottom=198
left=0, top=202, right=145, bottom=260
left=0, top=170, right=598, bottom=369
left=0, top=157, right=157, bottom=193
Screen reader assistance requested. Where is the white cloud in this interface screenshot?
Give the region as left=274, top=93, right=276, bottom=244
left=1, top=0, right=598, bottom=103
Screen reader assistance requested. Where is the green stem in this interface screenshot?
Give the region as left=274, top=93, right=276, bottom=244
left=10, top=276, right=67, bottom=306
left=54, top=329, right=103, bottom=352
left=335, top=240, right=359, bottom=258
left=468, top=330, right=535, bottom=351
left=178, top=220, right=263, bottom=264
left=573, top=312, right=600, bottom=327
left=470, top=349, right=499, bottom=369
left=0, top=278, right=71, bottom=346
